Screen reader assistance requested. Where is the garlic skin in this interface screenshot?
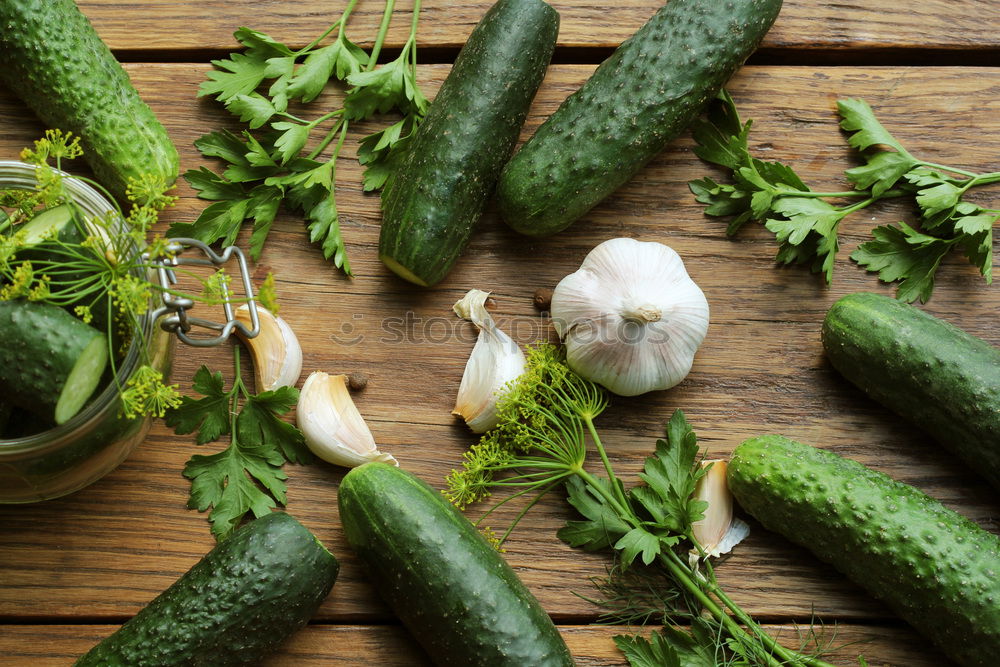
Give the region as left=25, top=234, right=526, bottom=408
left=236, top=304, right=303, bottom=392
left=691, top=460, right=750, bottom=559
left=551, top=237, right=709, bottom=397
left=452, top=289, right=526, bottom=433
left=297, top=372, right=397, bottom=468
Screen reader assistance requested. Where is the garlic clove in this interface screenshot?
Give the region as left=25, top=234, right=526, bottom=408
left=236, top=304, right=303, bottom=392
left=551, top=237, right=709, bottom=397
left=691, top=460, right=749, bottom=559
left=452, top=289, right=526, bottom=433
left=297, top=371, right=397, bottom=468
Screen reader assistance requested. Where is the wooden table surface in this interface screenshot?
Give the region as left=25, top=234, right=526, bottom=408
left=2, top=1, right=999, bottom=665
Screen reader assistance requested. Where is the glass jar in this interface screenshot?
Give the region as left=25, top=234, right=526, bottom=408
left=0, top=160, right=176, bottom=502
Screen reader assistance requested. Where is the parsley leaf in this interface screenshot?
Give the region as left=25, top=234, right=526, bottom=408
left=557, top=410, right=708, bottom=569
left=692, top=92, right=1000, bottom=301
left=199, top=52, right=272, bottom=104
left=245, top=184, right=284, bottom=259
left=165, top=355, right=310, bottom=541
left=344, top=42, right=427, bottom=120
left=286, top=173, right=351, bottom=273
left=184, top=442, right=288, bottom=539
left=688, top=91, right=840, bottom=269
left=906, top=168, right=963, bottom=222
left=199, top=28, right=294, bottom=103
left=844, top=150, right=917, bottom=198
left=956, top=209, right=997, bottom=283
left=850, top=223, right=953, bottom=304
left=557, top=475, right=632, bottom=551
left=184, top=166, right=245, bottom=201
left=193, top=129, right=251, bottom=166
left=287, top=37, right=369, bottom=103
left=225, top=93, right=277, bottom=129
left=614, top=631, right=684, bottom=667
left=614, top=624, right=719, bottom=667
left=357, top=115, right=420, bottom=192
left=238, top=387, right=309, bottom=462
left=689, top=89, right=753, bottom=171
left=168, top=195, right=249, bottom=248
left=614, top=527, right=664, bottom=567
left=837, top=98, right=912, bottom=156
left=765, top=197, right=845, bottom=282
left=165, top=366, right=230, bottom=445
left=631, top=411, right=709, bottom=536
left=688, top=177, right=754, bottom=234
left=187, top=6, right=428, bottom=275
left=270, top=121, right=312, bottom=164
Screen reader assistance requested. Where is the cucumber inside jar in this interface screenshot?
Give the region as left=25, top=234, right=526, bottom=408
left=0, top=192, right=131, bottom=433
left=0, top=299, right=109, bottom=425
left=0, top=153, right=180, bottom=501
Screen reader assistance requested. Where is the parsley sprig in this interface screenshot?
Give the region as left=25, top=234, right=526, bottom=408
left=690, top=92, right=1000, bottom=302
left=447, top=345, right=842, bottom=667
left=165, top=345, right=311, bottom=540
left=173, top=0, right=428, bottom=275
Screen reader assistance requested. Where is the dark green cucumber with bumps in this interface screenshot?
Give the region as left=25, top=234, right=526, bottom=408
left=19, top=204, right=85, bottom=248
left=823, top=291, right=1000, bottom=490
left=378, top=0, right=559, bottom=286
left=76, top=512, right=339, bottom=666
left=0, top=0, right=179, bottom=199
left=339, top=463, right=575, bottom=666
left=0, top=299, right=108, bottom=425
left=728, top=436, right=1000, bottom=667
left=498, top=0, right=782, bottom=237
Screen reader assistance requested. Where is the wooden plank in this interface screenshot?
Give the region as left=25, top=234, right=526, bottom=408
left=0, top=623, right=948, bottom=666
left=72, top=0, right=1000, bottom=53
left=1, top=63, right=999, bottom=643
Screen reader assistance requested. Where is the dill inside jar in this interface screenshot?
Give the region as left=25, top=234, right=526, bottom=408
left=0, top=132, right=216, bottom=502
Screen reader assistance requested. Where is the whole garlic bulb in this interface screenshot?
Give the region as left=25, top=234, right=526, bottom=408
left=551, top=237, right=709, bottom=397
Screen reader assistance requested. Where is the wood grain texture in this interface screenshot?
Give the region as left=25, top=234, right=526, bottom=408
left=0, top=624, right=946, bottom=666
left=72, top=0, right=1000, bottom=52
left=2, top=62, right=999, bottom=665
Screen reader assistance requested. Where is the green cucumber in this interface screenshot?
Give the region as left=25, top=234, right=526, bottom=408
left=0, top=299, right=108, bottom=425
left=16, top=204, right=111, bottom=330
left=378, top=0, right=559, bottom=286
left=728, top=435, right=1000, bottom=667
left=822, top=292, right=1000, bottom=490
left=338, top=462, right=575, bottom=666
left=76, top=512, right=339, bottom=666
left=0, top=0, right=179, bottom=199
left=20, top=204, right=85, bottom=247
left=0, top=405, right=55, bottom=440
left=498, top=0, right=782, bottom=237
left=0, top=402, right=11, bottom=436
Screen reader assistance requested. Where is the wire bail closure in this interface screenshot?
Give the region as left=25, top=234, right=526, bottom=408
left=146, top=237, right=260, bottom=348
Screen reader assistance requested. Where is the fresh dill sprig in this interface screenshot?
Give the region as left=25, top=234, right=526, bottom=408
left=446, top=343, right=598, bottom=510
left=581, top=561, right=688, bottom=628
left=446, top=344, right=847, bottom=667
